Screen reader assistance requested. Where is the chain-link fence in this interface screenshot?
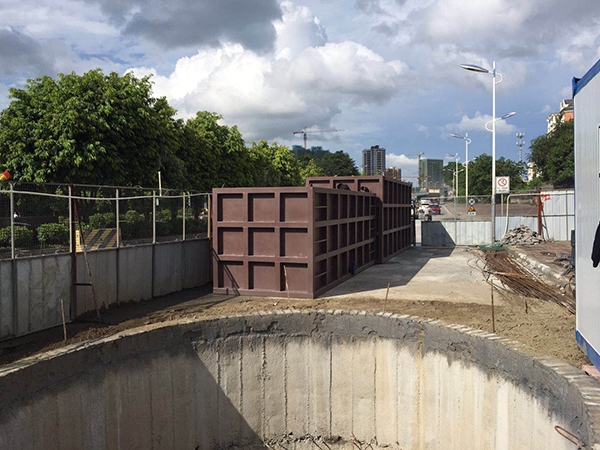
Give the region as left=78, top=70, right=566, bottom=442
left=0, top=183, right=210, bottom=259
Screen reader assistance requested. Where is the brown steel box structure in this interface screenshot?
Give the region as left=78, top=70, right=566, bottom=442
left=212, top=186, right=377, bottom=299
left=305, top=176, right=413, bottom=262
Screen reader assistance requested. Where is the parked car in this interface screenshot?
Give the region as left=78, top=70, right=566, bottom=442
left=429, top=204, right=441, bottom=215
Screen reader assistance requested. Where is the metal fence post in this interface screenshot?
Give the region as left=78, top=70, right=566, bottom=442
left=10, top=183, right=14, bottom=260
left=182, top=193, right=186, bottom=241
left=116, top=189, right=120, bottom=248
left=152, top=191, right=156, bottom=244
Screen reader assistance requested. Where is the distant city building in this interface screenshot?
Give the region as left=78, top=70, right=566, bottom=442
left=291, top=145, right=330, bottom=160
left=547, top=99, right=573, bottom=133
left=385, top=167, right=401, bottom=180
left=362, top=145, right=386, bottom=175
left=419, top=158, right=443, bottom=192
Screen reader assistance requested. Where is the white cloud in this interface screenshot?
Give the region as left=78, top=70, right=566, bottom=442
left=443, top=111, right=517, bottom=135
left=274, top=1, right=327, bottom=60
left=387, top=152, right=419, bottom=167
left=415, top=124, right=429, bottom=136
left=130, top=13, right=409, bottom=142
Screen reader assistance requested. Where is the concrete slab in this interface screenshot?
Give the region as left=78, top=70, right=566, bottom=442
left=321, top=247, right=499, bottom=305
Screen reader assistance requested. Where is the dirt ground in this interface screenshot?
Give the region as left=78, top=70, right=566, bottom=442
left=0, top=244, right=588, bottom=370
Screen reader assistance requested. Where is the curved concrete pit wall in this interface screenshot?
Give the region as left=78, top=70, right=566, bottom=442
left=1, top=311, right=599, bottom=449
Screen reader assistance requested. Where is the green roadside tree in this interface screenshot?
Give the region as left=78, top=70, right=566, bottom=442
left=247, top=141, right=302, bottom=187
left=443, top=154, right=527, bottom=197
left=299, top=156, right=325, bottom=181
left=0, top=69, right=184, bottom=188
left=528, top=120, right=574, bottom=188
left=317, top=150, right=359, bottom=176
left=181, top=112, right=253, bottom=189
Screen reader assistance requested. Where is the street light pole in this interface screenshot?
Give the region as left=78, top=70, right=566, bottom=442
left=460, top=61, right=507, bottom=242
left=446, top=153, right=460, bottom=197
left=450, top=133, right=472, bottom=204
left=492, top=61, right=497, bottom=241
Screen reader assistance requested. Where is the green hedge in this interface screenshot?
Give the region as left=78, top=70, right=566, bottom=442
left=89, top=212, right=115, bottom=229
left=37, top=223, right=70, bottom=246
left=0, top=226, right=33, bottom=248
left=121, top=210, right=151, bottom=239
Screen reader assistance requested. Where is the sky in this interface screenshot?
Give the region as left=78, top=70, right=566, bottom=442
left=1, top=0, right=599, bottom=181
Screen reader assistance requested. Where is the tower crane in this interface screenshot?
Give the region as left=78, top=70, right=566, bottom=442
left=293, top=127, right=344, bottom=155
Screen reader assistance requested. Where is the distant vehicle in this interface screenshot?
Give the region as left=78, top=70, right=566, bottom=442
left=429, top=204, right=441, bottom=215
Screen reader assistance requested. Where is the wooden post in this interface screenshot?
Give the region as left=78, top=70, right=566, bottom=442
left=536, top=187, right=542, bottom=236
left=60, top=298, right=67, bottom=341
left=491, top=279, right=496, bottom=333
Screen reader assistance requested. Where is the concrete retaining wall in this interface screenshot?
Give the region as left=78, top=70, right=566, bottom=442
left=0, top=239, right=210, bottom=339
left=1, top=312, right=599, bottom=449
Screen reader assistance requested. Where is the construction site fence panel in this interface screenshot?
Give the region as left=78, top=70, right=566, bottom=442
left=1, top=239, right=210, bottom=340
left=420, top=189, right=573, bottom=244
left=0, top=183, right=212, bottom=340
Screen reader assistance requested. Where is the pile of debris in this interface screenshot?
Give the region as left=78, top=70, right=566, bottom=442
left=500, top=225, right=545, bottom=246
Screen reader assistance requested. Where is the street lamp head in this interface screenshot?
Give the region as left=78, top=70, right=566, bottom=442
left=450, top=133, right=464, bottom=139
left=501, top=111, right=516, bottom=120
left=460, top=64, right=489, bottom=73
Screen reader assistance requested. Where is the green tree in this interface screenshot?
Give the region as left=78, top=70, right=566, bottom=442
left=180, top=112, right=253, bottom=189
left=299, top=156, right=325, bottom=181
left=247, top=141, right=302, bottom=187
left=443, top=154, right=526, bottom=197
left=317, top=151, right=359, bottom=176
left=528, top=120, right=574, bottom=188
left=0, top=69, right=184, bottom=187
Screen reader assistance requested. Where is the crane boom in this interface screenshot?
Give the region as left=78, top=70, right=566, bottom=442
left=293, top=127, right=344, bottom=155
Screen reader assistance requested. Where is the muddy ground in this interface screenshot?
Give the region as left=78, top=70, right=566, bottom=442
left=0, top=277, right=586, bottom=369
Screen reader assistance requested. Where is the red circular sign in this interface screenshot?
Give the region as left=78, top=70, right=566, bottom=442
left=498, top=177, right=508, bottom=186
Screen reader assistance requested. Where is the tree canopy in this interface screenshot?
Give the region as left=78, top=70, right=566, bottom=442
left=0, top=69, right=359, bottom=191
left=317, top=150, right=360, bottom=177
left=443, top=154, right=527, bottom=197
left=0, top=69, right=184, bottom=187
left=528, top=120, right=574, bottom=188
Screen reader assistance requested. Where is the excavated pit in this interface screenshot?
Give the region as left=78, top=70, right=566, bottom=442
left=1, top=311, right=599, bottom=449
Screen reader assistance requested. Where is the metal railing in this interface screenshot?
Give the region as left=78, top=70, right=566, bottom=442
left=0, top=182, right=210, bottom=260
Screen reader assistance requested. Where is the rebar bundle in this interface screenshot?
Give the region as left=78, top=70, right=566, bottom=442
left=475, top=250, right=575, bottom=314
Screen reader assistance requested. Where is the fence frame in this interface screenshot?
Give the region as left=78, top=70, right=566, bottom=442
left=0, top=183, right=212, bottom=341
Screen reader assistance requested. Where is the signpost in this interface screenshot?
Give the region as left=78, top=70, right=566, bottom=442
left=496, top=177, right=510, bottom=216
left=496, top=176, right=510, bottom=194
left=468, top=198, right=476, bottom=216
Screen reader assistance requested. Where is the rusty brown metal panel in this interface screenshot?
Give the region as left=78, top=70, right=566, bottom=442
left=306, top=176, right=413, bottom=263
left=212, top=187, right=314, bottom=298
left=212, top=185, right=381, bottom=299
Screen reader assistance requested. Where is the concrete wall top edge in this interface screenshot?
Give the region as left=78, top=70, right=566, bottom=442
left=1, top=311, right=598, bottom=445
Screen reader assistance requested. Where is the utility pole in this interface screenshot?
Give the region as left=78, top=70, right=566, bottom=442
left=516, top=132, right=525, bottom=162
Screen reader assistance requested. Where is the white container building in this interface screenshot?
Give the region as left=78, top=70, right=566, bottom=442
left=573, top=59, right=600, bottom=368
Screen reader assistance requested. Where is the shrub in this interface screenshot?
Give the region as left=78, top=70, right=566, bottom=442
left=121, top=210, right=151, bottom=239
left=89, top=212, right=116, bottom=229
left=0, top=226, right=33, bottom=248
left=37, top=223, right=70, bottom=246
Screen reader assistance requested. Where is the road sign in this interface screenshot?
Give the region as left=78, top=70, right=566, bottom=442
left=496, top=176, right=510, bottom=194
left=468, top=198, right=476, bottom=206
left=467, top=204, right=476, bottom=216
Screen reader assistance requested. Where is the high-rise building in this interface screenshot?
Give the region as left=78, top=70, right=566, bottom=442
left=362, top=145, right=386, bottom=175
left=419, top=158, right=443, bottom=192
left=547, top=99, right=573, bottom=133
left=385, top=167, right=401, bottom=180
